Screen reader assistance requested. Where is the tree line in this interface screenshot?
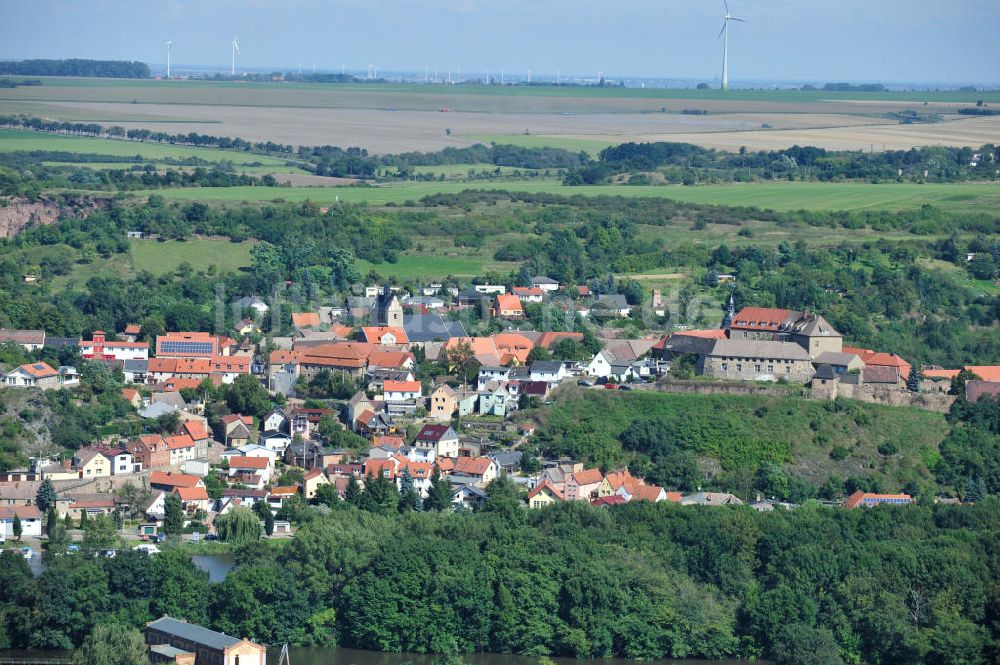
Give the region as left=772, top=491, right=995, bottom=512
left=0, top=59, right=149, bottom=78
left=2, top=494, right=998, bottom=665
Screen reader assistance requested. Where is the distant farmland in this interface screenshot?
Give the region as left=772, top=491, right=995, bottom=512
left=3, top=77, right=998, bottom=153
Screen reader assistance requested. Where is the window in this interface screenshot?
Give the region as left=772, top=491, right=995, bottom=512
left=736, top=364, right=742, bottom=372
left=721, top=362, right=728, bottom=371
left=767, top=365, right=774, bottom=373
left=786, top=366, right=791, bottom=373
left=754, top=364, right=761, bottom=373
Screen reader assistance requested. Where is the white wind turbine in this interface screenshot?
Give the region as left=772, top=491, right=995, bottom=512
left=718, top=0, right=746, bottom=91
left=165, top=40, right=172, bottom=79
left=231, top=36, right=240, bottom=76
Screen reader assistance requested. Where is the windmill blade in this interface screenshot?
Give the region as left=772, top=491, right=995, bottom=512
left=731, top=17, right=747, bottom=22
left=234, top=40, right=240, bottom=55
left=718, top=22, right=727, bottom=38
left=723, top=0, right=730, bottom=14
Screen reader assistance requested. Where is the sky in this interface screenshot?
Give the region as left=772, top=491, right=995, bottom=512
left=2, top=0, right=998, bottom=84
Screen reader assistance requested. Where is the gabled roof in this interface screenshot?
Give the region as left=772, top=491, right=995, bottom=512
left=571, top=468, right=604, bottom=486
left=383, top=380, right=421, bottom=393
left=164, top=434, right=196, bottom=450
left=708, top=339, right=811, bottom=361
left=527, top=479, right=563, bottom=501
left=175, top=486, right=209, bottom=501
left=0, top=329, right=45, bottom=345
left=362, top=326, right=409, bottom=344
left=292, top=312, right=321, bottom=328
left=182, top=420, right=209, bottom=441
left=229, top=456, right=270, bottom=469
left=729, top=307, right=795, bottom=331
left=966, top=366, right=1000, bottom=382
left=149, top=471, right=201, bottom=488
left=453, top=456, right=495, bottom=476
left=862, top=365, right=901, bottom=385
left=145, top=617, right=243, bottom=650
left=0, top=505, right=42, bottom=520
left=535, top=331, right=585, bottom=350
left=416, top=424, right=457, bottom=442
left=367, top=348, right=413, bottom=369
left=495, top=294, right=523, bottom=312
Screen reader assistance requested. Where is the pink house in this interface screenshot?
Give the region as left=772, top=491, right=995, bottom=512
left=564, top=468, right=604, bottom=501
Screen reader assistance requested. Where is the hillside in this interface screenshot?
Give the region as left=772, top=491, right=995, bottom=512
left=534, top=387, right=951, bottom=498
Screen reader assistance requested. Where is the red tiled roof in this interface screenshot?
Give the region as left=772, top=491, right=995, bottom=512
left=454, top=457, right=494, bottom=476
left=229, top=456, right=269, bottom=470
left=632, top=484, right=665, bottom=502
left=843, top=491, right=912, bottom=509
left=149, top=471, right=201, bottom=488
left=591, top=495, right=627, bottom=507
left=416, top=424, right=454, bottom=442
left=966, top=366, right=1000, bottom=382
left=15, top=362, right=58, bottom=378
left=730, top=307, right=794, bottom=331
left=182, top=420, right=208, bottom=441
left=175, top=486, right=209, bottom=501
left=383, top=380, right=421, bottom=393
left=364, top=459, right=399, bottom=479
left=0, top=505, right=41, bottom=520
left=124, top=324, right=142, bottom=335
left=367, top=348, right=413, bottom=369
left=571, top=468, right=604, bottom=486
left=922, top=369, right=960, bottom=379
left=495, top=294, right=523, bottom=312
left=292, top=312, right=321, bottom=328
left=164, top=434, right=195, bottom=450
left=269, top=486, right=300, bottom=497
left=665, top=491, right=683, bottom=503
left=362, top=326, right=409, bottom=345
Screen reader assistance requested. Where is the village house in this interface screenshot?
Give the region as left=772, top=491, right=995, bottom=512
left=302, top=468, right=329, bottom=499
left=529, top=360, right=567, bottom=384
left=0, top=505, right=42, bottom=539
left=527, top=479, right=564, bottom=508
left=512, top=286, right=545, bottom=303
left=130, top=434, right=170, bottom=471
left=156, top=332, right=220, bottom=358
left=165, top=434, right=198, bottom=466
left=564, top=468, right=604, bottom=501
left=175, top=486, right=211, bottom=514
left=429, top=384, right=457, bottom=421
left=494, top=293, right=525, bottom=319
left=228, top=456, right=273, bottom=488
left=531, top=276, right=560, bottom=292
left=221, top=414, right=254, bottom=448
left=0, top=328, right=46, bottom=351
left=681, top=492, right=744, bottom=506
left=451, top=456, right=499, bottom=485
left=414, top=424, right=460, bottom=458
left=71, top=449, right=110, bottom=478
left=362, top=326, right=409, bottom=346
left=4, top=362, right=62, bottom=389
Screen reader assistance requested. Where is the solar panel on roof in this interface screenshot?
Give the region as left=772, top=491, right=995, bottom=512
left=160, top=341, right=213, bottom=354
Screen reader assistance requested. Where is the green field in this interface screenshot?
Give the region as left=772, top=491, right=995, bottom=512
left=131, top=238, right=253, bottom=275
left=0, top=129, right=291, bottom=165
left=29, top=238, right=254, bottom=290
left=116, top=180, right=1000, bottom=212
left=6, top=77, right=999, bottom=105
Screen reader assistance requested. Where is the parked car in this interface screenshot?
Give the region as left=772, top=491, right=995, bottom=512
left=577, top=379, right=594, bottom=387
left=134, top=543, right=160, bottom=555
left=204, top=534, right=219, bottom=541
left=603, top=383, right=620, bottom=390
left=100, top=549, right=117, bottom=558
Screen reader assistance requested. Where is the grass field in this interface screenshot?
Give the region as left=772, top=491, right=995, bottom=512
left=0, top=129, right=292, bottom=165
left=115, top=180, right=1000, bottom=213
left=32, top=238, right=254, bottom=289
left=357, top=253, right=520, bottom=279
left=131, top=238, right=253, bottom=275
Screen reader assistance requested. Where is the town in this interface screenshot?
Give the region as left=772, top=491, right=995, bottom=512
left=3, top=278, right=996, bottom=555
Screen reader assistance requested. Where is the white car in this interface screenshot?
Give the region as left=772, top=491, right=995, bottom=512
left=133, top=543, right=160, bottom=555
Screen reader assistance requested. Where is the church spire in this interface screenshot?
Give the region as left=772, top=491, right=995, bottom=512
left=721, top=291, right=735, bottom=329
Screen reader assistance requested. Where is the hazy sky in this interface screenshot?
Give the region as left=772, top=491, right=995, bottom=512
left=3, top=0, right=998, bottom=84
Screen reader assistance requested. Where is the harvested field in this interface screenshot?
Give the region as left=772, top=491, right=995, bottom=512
left=2, top=78, right=996, bottom=154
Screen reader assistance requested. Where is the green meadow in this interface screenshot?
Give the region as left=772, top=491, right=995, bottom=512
left=117, top=180, right=1000, bottom=213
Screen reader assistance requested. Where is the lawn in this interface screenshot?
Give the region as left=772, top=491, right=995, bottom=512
left=0, top=129, right=291, bottom=165
left=119, top=180, right=1000, bottom=213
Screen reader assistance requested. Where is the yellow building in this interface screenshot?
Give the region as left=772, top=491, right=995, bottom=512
left=527, top=479, right=563, bottom=509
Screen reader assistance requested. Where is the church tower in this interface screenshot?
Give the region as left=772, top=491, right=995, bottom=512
left=375, top=287, right=403, bottom=327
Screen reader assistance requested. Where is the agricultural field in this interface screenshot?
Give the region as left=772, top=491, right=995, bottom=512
left=112, top=179, right=1000, bottom=213
left=2, top=77, right=998, bottom=153
left=0, top=128, right=293, bottom=165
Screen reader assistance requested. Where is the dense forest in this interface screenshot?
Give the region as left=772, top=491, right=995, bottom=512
left=0, top=59, right=149, bottom=78
left=2, top=495, right=998, bottom=665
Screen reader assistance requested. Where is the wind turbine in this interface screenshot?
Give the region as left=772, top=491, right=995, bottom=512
left=165, top=40, right=172, bottom=79
left=718, top=0, right=746, bottom=91
left=231, top=36, right=240, bottom=76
